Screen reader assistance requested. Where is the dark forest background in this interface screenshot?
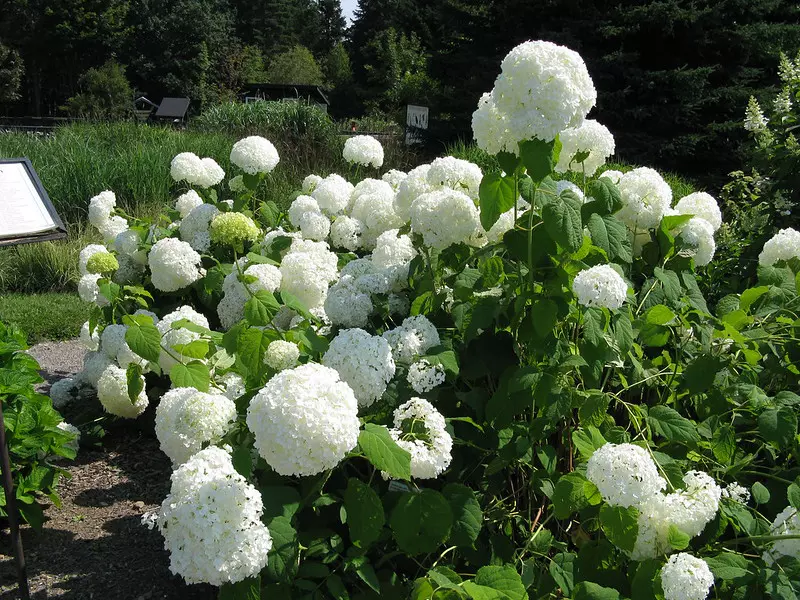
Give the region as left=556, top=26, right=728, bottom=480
left=1, top=0, right=799, bottom=185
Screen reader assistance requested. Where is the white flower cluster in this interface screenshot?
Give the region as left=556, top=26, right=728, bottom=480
left=288, top=195, right=331, bottom=241
left=158, top=306, right=209, bottom=374
left=572, top=264, right=628, bottom=310
left=230, top=136, right=280, bottom=174
left=170, top=152, right=225, bottom=188
left=217, top=261, right=282, bottom=330
left=586, top=443, right=666, bottom=508
left=407, top=359, right=445, bottom=394
left=721, top=482, right=750, bottom=504
left=410, top=189, right=482, bottom=250
left=386, top=397, right=452, bottom=480
left=279, top=239, right=339, bottom=312
left=180, top=203, right=219, bottom=252
left=312, top=173, right=355, bottom=215
left=763, top=505, right=800, bottom=565
left=263, top=340, right=300, bottom=371
left=148, top=238, right=203, bottom=292
left=383, top=315, right=441, bottom=363
left=175, top=190, right=204, bottom=218
left=473, top=40, right=597, bottom=153
left=97, top=364, right=148, bottom=418
left=322, top=328, right=395, bottom=408
left=88, top=190, right=129, bottom=242
left=616, top=167, right=673, bottom=230
left=674, top=192, right=722, bottom=232
left=343, top=135, right=384, bottom=168
left=660, top=553, right=714, bottom=600
left=155, top=387, right=237, bottom=466
left=426, top=157, right=482, bottom=200
left=154, top=446, right=272, bottom=586
left=759, top=227, right=800, bottom=267
left=246, top=363, right=360, bottom=476
left=302, top=174, right=322, bottom=194
left=744, top=96, right=768, bottom=133
left=556, top=119, right=615, bottom=176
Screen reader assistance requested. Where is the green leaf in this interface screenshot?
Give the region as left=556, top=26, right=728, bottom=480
left=582, top=307, right=606, bottom=347
left=549, top=553, right=576, bottom=596
left=344, top=478, right=385, bottom=548
left=758, top=407, right=797, bottom=448
left=587, top=214, right=632, bottom=263
left=705, top=554, right=753, bottom=584
left=126, top=364, right=143, bottom=403
left=788, top=479, right=800, bottom=509
left=740, top=286, right=770, bottom=312
left=578, top=393, right=610, bottom=428
left=169, top=360, right=210, bottom=392
left=358, top=423, right=411, bottom=480
left=644, top=304, right=676, bottom=326
left=543, top=191, right=583, bottom=252
left=390, top=489, right=453, bottom=555
left=237, top=327, right=271, bottom=374
left=572, top=426, right=607, bottom=459
left=752, top=482, right=770, bottom=505
left=278, top=289, right=317, bottom=323
left=552, top=472, right=591, bottom=519
left=531, top=299, right=558, bottom=338
left=245, top=290, right=281, bottom=326
left=599, top=504, right=639, bottom=553
left=572, top=582, right=620, bottom=600
left=123, top=315, right=161, bottom=363
left=443, top=483, right=482, bottom=548
left=667, top=524, right=690, bottom=550
left=654, top=267, right=682, bottom=303
left=630, top=560, right=660, bottom=600
left=260, top=486, right=301, bottom=521
left=170, top=340, right=209, bottom=359
left=218, top=576, right=260, bottom=600
left=472, top=565, right=526, bottom=600
left=411, top=291, right=436, bottom=316
left=585, top=177, right=623, bottom=216
left=682, top=354, right=725, bottom=394
left=519, top=138, right=560, bottom=182
left=264, top=516, right=298, bottom=584
left=711, top=424, right=736, bottom=463
left=356, top=562, right=381, bottom=594
left=479, top=173, right=517, bottom=230
left=648, top=405, right=700, bottom=443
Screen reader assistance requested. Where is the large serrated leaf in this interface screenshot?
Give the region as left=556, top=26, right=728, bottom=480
left=443, top=483, right=482, bottom=548
left=345, top=478, right=385, bottom=548
left=390, top=489, right=453, bottom=555
left=479, top=173, right=517, bottom=230
left=358, top=423, right=411, bottom=480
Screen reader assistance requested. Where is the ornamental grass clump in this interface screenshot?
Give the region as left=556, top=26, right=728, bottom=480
left=60, top=39, right=800, bottom=600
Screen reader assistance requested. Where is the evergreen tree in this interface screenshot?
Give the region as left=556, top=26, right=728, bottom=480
left=316, top=0, right=347, bottom=54
left=0, top=41, right=24, bottom=104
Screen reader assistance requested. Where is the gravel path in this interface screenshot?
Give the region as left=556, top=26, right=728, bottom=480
left=27, top=339, right=87, bottom=391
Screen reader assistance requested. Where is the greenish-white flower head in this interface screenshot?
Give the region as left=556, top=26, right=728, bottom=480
left=209, top=212, right=260, bottom=249
left=85, top=251, right=119, bottom=275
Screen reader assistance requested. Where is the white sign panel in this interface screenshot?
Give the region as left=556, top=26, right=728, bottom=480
left=406, top=105, right=429, bottom=145
left=0, top=159, right=65, bottom=245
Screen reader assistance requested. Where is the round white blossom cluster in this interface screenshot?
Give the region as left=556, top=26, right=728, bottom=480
left=246, top=363, right=359, bottom=476
left=77, top=273, right=106, bottom=306
left=209, top=212, right=260, bottom=248
left=410, top=189, right=482, bottom=249
left=759, top=227, right=800, bottom=267
left=79, top=244, right=109, bottom=275
left=601, top=169, right=624, bottom=185
left=407, top=360, right=446, bottom=394
left=678, top=217, right=716, bottom=266
left=170, top=152, right=225, bottom=188
left=50, top=377, right=78, bottom=409
left=78, top=351, right=113, bottom=386
left=87, top=191, right=129, bottom=242
left=386, top=398, right=452, bottom=480
left=426, top=156, right=483, bottom=200
left=383, top=315, right=441, bottom=363
left=660, top=553, right=714, bottom=600
left=382, top=169, right=407, bottom=190
left=263, top=340, right=300, bottom=371
left=556, top=119, right=615, bottom=176
left=302, top=174, right=323, bottom=194
left=343, top=135, right=384, bottom=168
left=155, top=387, right=237, bottom=466
left=157, top=306, right=209, bottom=374
left=230, top=136, right=280, bottom=174
left=616, top=167, right=673, bottom=230
left=395, top=164, right=432, bottom=221
left=175, top=190, right=204, bottom=219
left=217, top=262, right=282, bottom=330
left=586, top=443, right=666, bottom=508
left=148, top=238, right=203, bottom=292
left=79, top=321, right=100, bottom=351
left=288, top=195, right=331, bottom=241
left=674, top=192, right=722, bottom=232
left=180, top=203, right=219, bottom=252
left=572, top=264, right=628, bottom=309
left=473, top=40, right=597, bottom=151
left=57, top=421, right=81, bottom=453
left=312, top=174, right=355, bottom=215
left=154, top=446, right=272, bottom=586
left=279, top=239, right=339, bottom=311
left=721, top=482, right=750, bottom=504
left=100, top=324, right=147, bottom=371
left=330, top=215, right=364, bottom=251
left=763, top=505, right=800, bottom=565
left=96, top=364, right=148, bottom=418
left=323, top=328, right=395, bottom=408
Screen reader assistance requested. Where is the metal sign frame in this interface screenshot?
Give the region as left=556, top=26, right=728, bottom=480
left=0, top=158, right=66, bottom=247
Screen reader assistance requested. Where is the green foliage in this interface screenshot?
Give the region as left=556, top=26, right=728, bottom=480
left=266, top=45, right=325, bottom=86
left=0, top=293, right=89, bottom=343
left=64, top=59, right=133, bottom=120
left=0, top=40, right=23, bottom=103
left=0, top=320, right=76, bottom=529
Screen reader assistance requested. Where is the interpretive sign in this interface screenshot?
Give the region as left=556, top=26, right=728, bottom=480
left=0, top=158, right=66, bottom=247
left=406, top=104, right=429, bottom=145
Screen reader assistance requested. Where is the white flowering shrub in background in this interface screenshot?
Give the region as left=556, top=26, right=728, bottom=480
left=55, top=39, right=800, bottom=600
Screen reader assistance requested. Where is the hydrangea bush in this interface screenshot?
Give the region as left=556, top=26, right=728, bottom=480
left=56, top=41, right=800, bottom=600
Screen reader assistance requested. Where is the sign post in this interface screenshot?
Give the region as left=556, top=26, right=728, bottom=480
left=406, top=105, right=429, bottom=146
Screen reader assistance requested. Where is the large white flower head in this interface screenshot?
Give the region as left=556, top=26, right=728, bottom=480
left=312, top=173, right=354, bottom=215
left=180, top=203, right=219, bottom=252
left=679, top=217, right=716, bottom=266
left=352, top=177, right=395, bottom=204
left=88, top=190, right=117, bottom=229
left=350, top=192, right=404, bottom=249
left=158, top=306, right=210, bottom=374
left=77, top=351, right=113, bottom=387
left=410, top=189, right=482, bottom=250
left=322, top=328, right=396, bottom=408
left=171, top=153, right=224, bottom=188
left=302, top=174, right=323, bottom=194
left=573, top=264, right=628, bottom=309
left=426, top=157, right=483, bottom=200
left=230, top=136, right=280, bottom=174
left=175, top=190, right=204, bottom=218
left=155, top=387, right=237, bottom=466
left=148, top=238, right=203, bottom=292
left=763, top=505, right=800, bottom=565
left=386, top=398, right=452, bottom=480
left=288, top=195, right=331, bottom=242
left=372, top=229, right=416, bottom=270
left=662, top=471, right=721, bottom=537
left=601, top=169, right=624, bottom=185
left=246, top=363, right=360, bottom=476
left=394, top=164, right=433, bottom=222
left=555, top=119, right=615, bottom=176
left=79, top=321, right=100, bottom=351
left=77, top=273, right=108, bottom=306
left=217, top=263, right=282, bottom=330
left=660, top=553, right=714, bottom=600
left=99, top=324, right=127, bottom=359
left=279, top=240, right=339, bottom=310
left=472, top=92, right=516, bottom=155
left=98, top=215, right=129, bottom=243
left=758, top=227, right=800, bottom=267
left=382, top=169, right=407, bottom=190
left=382, top=315, right=440, bottom=364
left=264, top=340, right=300, bottom=371
left=114, top=229, right=143, bottom=259
left=407, top=359, right=446, bottom=394
left=330, top=215, right=364, bottom=251
left=586, top=443, right=666, bottom=508
left=78, top=244, right=109, bottom=275
left=674, top=192, right=722, bottom=232
left=97, top=364, right=148, bottom=418
left=324, top=275, right=374, bottom=328
left=50, top=377, right=79, bottom=409
left=487, top=40, right=597, bottom=144
left=343, top=135, right=384, bottom=168
left=199, top=158, right=225, bottom=188
left=155, top=446, right=272, bottom=586
left=616, top=167, right=673, bottom=230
